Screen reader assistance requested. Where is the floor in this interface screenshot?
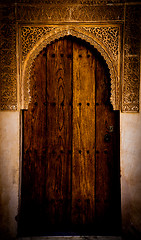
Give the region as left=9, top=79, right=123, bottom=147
left=18, top=236, right=122, bottom=240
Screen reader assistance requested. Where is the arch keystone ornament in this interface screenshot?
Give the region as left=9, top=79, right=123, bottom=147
left=20, top=25, right=121, bottom=110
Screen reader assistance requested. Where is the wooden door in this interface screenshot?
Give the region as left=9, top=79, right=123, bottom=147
left=19, top=37, right=120, bottom=236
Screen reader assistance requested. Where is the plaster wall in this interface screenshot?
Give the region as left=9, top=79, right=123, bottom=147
left=0, top=112, right=19, bottom=240
left=120, top=84, right=141, bottom=240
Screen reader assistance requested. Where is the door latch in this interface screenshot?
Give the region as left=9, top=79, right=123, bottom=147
left=109, top=125, right=114, bottom=132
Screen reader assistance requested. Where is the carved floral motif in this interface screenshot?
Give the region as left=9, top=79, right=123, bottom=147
left=122, top=5, right=140, bottom=112
left=16, top=4, right=124, bottom=22
left=21, top=25, right=120, bottom=111
left=0, top=23, right=17, bottom=110
left=83, top=27, right=119, bottom=62
left=21, top=27, right=55, bottom=62
left=122, top=56, right=140, bottom=112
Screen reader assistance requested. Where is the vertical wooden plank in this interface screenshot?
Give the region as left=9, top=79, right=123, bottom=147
left=95, top=56, right=120, bottom=234
left=21, top=49, right=47, bottom=235
left=72, top=40, right=96, bottom=227
left=46, top=38, right=73, bottom=228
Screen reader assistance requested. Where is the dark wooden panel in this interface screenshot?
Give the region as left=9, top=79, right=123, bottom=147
left=20, top=37, right=120, bottom=236
left=72, top=40, right=96, bottom=226
left=20, top=49, right=47, bottom=234
left=95, top=56, right=120, bottom=234
left=45, top=38, right=73, bottom=227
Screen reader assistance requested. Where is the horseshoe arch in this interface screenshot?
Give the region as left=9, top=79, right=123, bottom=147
left=21, top=26, right=120, bottom=110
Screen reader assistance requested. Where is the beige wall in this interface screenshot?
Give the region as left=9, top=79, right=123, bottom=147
left=120, top=84, right=141, bottom=239
left=0, top=91, right=141, bottom=239
left=0, top=112, right=19, bottom=240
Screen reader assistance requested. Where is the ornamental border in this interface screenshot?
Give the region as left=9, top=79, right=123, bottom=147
left=19, top=24, right=121, bottom=111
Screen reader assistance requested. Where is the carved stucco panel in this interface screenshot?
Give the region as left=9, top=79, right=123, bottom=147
left=122, top=5, right=140, bottom=112
left=1, top=3, right=139, bottom=112
left=17, top=0, right=123, bottom=3
left=122, top=56, right=140, bottom=112
left=0, top=22, right=17, bottom=110
left=83, top=27, right=119, bottom=62
left=21, top=25, right=120, bottom=111
left=21, top=27, right=55, bottom=62
left=16, top=4, right=124, bottom=22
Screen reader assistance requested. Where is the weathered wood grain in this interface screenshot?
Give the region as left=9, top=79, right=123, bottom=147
left=95, top=56, right=120, bottom=234
left=21, top=49, right=47, bottom=234
left=72, top=40, right=95, bottom=226
left=46, top=38, right=72, bottom=226
left=20, top=37, right=120, bottom=236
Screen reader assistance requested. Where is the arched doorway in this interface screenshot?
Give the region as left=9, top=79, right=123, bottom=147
left=19, top=36, right=120, bottom=236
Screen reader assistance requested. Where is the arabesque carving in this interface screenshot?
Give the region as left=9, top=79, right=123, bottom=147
left=17, top=4, right=124, bottom=22
left=122, top=56, right=140, bottom=112
left=21, top=25, right=121, bottom=111
left=83, top=27, right=119, bottom=62
left=1, top=3, right=139, bottom=112
left=21, top=27, right=55, bottom=62
left=122, top=5, right=140, bottom=112
left=0, top=23, right=17, bottom=110
left=17, top=0, right=122, bottom=3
